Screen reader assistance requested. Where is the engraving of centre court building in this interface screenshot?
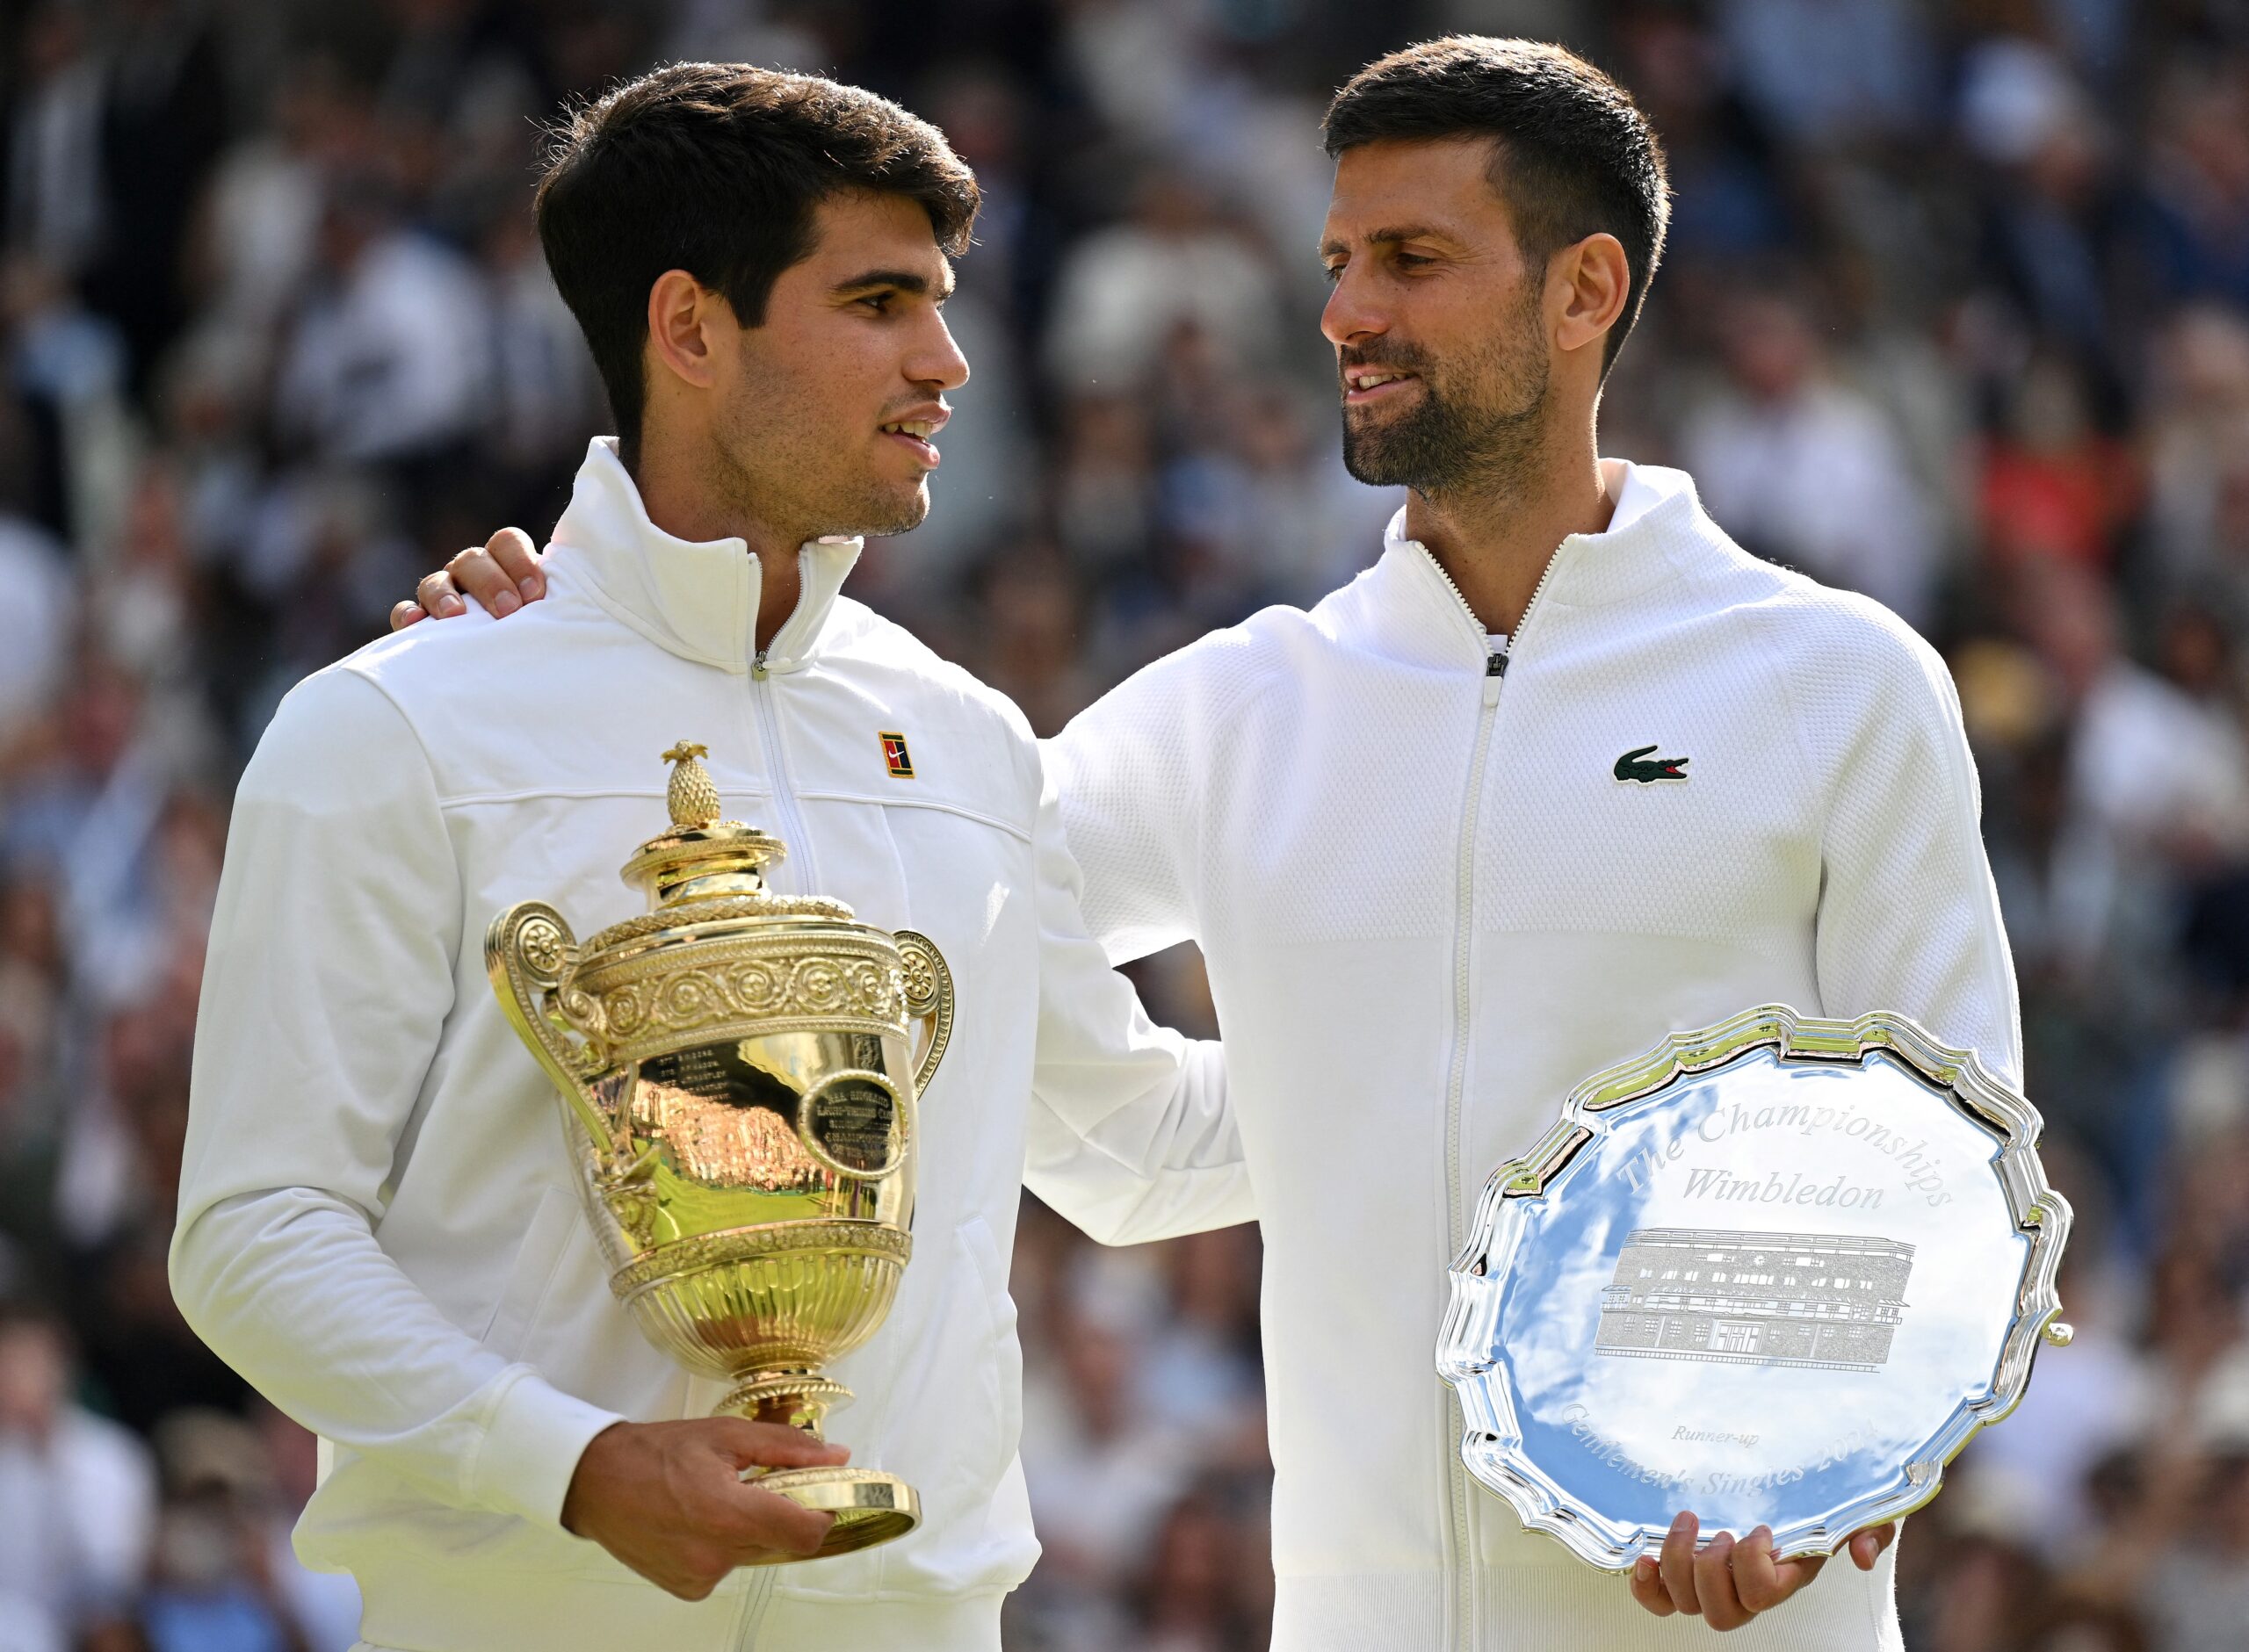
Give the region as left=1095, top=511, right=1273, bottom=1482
left=1595, top=1229, right=1915, bottom=1372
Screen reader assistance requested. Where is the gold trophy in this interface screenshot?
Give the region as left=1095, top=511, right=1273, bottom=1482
left=486, top=741, right=954, bottom=1559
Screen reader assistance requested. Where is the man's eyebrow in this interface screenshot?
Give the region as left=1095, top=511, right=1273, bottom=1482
left=1320, top=225, right=1446, bottom=258
left=830, top=266, right=956, bottom=299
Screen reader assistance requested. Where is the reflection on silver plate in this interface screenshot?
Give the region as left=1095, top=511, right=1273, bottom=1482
left=1436, top=1006, right=2073, bottom=1571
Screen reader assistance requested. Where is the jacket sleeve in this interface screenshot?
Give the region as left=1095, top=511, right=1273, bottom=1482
left=170, top=668, right=620, bottom=1529
left=1023, top=763, right=1253, bottom=1245
left=1040, top=658, right=1205, bottom=967
left=1807, top=625, right=2024, bottom=1086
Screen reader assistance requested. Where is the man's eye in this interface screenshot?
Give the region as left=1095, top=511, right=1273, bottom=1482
left=1321, top=263, right=1346, bottom=284
left=1394, top=252, right=1433, bottom=270
left=859, top=292, right=894, bottom=314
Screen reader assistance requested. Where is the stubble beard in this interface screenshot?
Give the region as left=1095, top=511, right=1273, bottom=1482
left=712, top=376, right=932, bottom=543
left=1340, top=287, right=1553, bottom=502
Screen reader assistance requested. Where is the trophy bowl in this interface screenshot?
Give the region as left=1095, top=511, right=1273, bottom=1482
left=486, top=742, right=954, bottom=1560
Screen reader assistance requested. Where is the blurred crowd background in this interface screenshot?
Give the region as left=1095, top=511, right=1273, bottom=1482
left=3, top=1, right=2249, bottom=1649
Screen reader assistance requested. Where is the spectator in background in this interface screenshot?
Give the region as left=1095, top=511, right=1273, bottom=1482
left=1681, top=286, right=1942, bottom=627
left=2143, top=1361, right=2249, bottom=1651
left=4, top=253, right=134, bottom=550
left=0, top=422, right=74, bottom=741
left=2136, top=60, right=2249, bottom=314
left=1053, top=391, right=1159, bottom=590
left=1978, top=350, right=2138, bottom=573
left=970, top=544, right=1102, bottom=738
left=135, top=1406, right=364, bottom=1652
left=1134, top=1489, right=1260, bottom=1652
left=2145, top=305, right=2249, bottom=595
left=187, top=58, right=366, bottom=387
left=1716, top=0, right=1935, bottom=148
left=0, top=922, right=64, bottom=1274
left=4, top=5, right=105, bottom=282
left=1959, top=39, right=2134, bottom=385
left=474, top=197, right=609, bottom=523
left=78, top=0, right=228, bottom=393
left=1044, top=167, right=1285, bottom=395
left=0, top=1300, right=159, bottom=1648
left=272, top=172, right=488, bottom=469
left=1022, top=1268, right=1198, bottom=1605
left=1611, top=2, right=1790, bottom=265
left=2017, top=559, right=2249, bottom=867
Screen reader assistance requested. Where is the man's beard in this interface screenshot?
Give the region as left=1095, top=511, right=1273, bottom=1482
left=822, top=475, right=930, bottom=540
left=712, top=384, right=931, bottom=539
left=1340, top=292, right=1551, bottom=498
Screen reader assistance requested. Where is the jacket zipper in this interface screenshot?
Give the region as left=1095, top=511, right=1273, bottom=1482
left=748, top=554, right=821, bottom=893
left=1421, top=541, right=1561, bottom=1652
left=727, top=1569, right=769, bottom=1648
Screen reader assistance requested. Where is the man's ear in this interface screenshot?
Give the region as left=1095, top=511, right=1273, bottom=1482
left=1551, top=234, right=1631, bottom=361
left=646, top=269, right=727, bottom=392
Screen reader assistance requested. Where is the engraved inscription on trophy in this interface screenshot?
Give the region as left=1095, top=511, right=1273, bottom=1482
left=1595, top=1228, right=1914, bottom=1372
left=799, top=1071, right=904, bottom=1177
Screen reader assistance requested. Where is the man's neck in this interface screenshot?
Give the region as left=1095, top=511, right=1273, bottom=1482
left=629, top=434, right=805, bottom=653
left=1403, top=429, right=1614, bottom=636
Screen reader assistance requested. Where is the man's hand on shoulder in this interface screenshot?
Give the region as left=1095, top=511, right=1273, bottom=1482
left=390, top=528, right=547, bottom=631
left=1625, top=1511, right=1897, bottom=1632
left=561, top=1417, right=848, bottom=1598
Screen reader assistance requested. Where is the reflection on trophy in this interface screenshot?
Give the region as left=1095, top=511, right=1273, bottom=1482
left=486, top=741, right=954, bottom=1560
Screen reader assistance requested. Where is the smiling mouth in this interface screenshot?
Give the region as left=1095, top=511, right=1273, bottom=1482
left=879, top=418, right=942, bottom=467
left=1342, top=368, right=1420, bottom=406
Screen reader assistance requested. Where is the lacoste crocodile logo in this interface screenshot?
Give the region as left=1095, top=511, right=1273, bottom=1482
left=1615, top=744, right=1689, bottom=783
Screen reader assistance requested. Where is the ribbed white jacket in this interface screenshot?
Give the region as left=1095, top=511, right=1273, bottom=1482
left=170, top=439, right=1250, bottom=1652
left=1047, top=460, right=2020, bottom=1652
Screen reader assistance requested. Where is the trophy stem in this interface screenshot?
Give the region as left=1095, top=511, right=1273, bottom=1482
left=718, top=1370, right=852, bottom=1437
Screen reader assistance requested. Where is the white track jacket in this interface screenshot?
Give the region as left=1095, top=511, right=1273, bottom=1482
left=170, top=439, right=1249, bottom=1652
left=1045, top=460, right=2020, bottom=1652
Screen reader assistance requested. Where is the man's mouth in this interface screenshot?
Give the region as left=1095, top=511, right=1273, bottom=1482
left=1342, top=366, right=1420, bottom=406
left=880, top=411, right=947, bottom=468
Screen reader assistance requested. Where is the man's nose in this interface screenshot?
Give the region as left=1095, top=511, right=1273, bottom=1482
left=1321, top=265, right=1389, bottom=349
left=908, top=312, right=970, bottom=392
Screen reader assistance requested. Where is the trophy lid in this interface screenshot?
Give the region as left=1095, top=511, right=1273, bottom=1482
left=621, top=742, right=799, bottom=910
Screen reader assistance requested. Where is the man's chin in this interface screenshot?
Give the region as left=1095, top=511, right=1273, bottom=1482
left=1341, top=403, right=1428, bottom=487
left=835, top=482, right=931, bottom=542
left=1341, top=432, right=1424, bottom=490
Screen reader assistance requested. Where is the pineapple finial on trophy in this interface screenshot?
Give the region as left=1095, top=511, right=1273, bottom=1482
left=661, top=740, right=721, bottom=827
left=629, top=743, right=794, bottom=910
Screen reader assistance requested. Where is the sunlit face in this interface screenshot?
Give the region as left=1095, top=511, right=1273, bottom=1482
left=705, top=190, right=969, bottom=539
left=1320, top=137, right=1554, bottom=496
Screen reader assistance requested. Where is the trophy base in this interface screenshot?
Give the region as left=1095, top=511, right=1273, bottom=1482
left=747, top=1468, right=921, bottom=1560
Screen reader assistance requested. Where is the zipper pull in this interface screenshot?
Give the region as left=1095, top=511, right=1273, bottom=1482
left=752, top=649, right=769, bottom=681
left=1483, top=647, right=1506, bottom=707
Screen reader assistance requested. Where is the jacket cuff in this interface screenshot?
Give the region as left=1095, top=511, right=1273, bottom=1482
left=468, top=1367, right=624, bottom=1528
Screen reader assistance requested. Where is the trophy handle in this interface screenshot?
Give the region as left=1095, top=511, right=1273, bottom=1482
left=486, top=901, right=613, bottom=1150
left=893, top=930, right=954, bottom=1099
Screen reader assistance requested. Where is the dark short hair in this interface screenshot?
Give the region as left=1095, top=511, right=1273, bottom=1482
left=535, top=63, right=980, bottom=460
left=1323, top=37, right=1670, bottom=377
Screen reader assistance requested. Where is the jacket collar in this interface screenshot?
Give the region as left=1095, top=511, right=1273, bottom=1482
left=546, top=437, right=861, bottom=674
left=1355, top=458, right=1700, bottom=669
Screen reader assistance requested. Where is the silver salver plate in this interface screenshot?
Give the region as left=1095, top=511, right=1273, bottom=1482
left=1436, top=1006, right=2073, bottom=1570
